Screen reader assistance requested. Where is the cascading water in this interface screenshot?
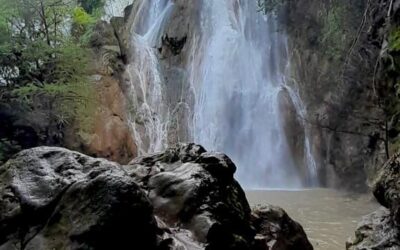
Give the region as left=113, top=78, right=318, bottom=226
left=126, top=0, right=173, bottom=155
left=282, top=75, right=319, bottom=187
left=123, top=0, right=318, bottom=188
left=191, top=0, right=318, bottom=188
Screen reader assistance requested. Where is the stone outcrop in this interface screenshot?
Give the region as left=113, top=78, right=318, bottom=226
left=0, top=144, right=313, bottom=250
left=347, top=152, right=400, bottom=249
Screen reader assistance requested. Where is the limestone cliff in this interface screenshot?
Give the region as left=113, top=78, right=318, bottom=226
left=280, top=0, right=400, bottom=191
left=64, top=20, right=137, bottom=164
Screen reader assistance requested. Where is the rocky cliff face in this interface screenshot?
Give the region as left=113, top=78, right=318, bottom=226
left=63, top=20, right=137, bottom=164
left=0, top=144, right=313, bottom=250
left=281, top=0, right=400, bottom=191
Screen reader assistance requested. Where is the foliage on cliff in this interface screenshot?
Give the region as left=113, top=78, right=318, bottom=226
left=0, top=0, right=104, bottom=164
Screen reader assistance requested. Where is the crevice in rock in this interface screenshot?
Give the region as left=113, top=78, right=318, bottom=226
left=161, top=35, right=188, bottom=56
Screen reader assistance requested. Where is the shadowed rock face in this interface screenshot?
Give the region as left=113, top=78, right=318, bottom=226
left=0, top=147, right=158, bottom=250
left=0, top=144, right=313, bottom=250
left=347, top=152, right=400, bottom=249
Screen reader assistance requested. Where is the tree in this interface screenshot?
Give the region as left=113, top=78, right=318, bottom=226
left=0, top=0, right=99, bottom=161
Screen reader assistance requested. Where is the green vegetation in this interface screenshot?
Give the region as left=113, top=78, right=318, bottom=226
left=389, top=28, right=400, bottom=52
left=0, top=0, right=104, bottom=163
left=319, top=5, right=347, bottom=60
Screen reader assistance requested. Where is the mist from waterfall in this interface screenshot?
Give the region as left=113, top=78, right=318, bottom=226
left=124, top=0, right=318, bottom=188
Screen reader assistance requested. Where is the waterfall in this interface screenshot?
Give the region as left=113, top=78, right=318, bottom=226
left=122, top=0, right=318, bottom=188
left=283, top=77, right=319, bottom=187
left=190, top=0, right=318, bottom=188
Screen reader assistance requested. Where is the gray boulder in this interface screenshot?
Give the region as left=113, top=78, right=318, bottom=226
left=0, top=144, right=313, bottom=250
left=347, top=208, right=399, bottom=250
left=0, top=147, right=158, bottom=250
left=126, top=143, right=253, bottom=249
left=251, top=205, right=313, bottom=250
left=347, top=152, right=400, bottom=249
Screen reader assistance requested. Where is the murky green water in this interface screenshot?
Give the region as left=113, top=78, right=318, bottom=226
left=246, top=189, right=380, bottom=250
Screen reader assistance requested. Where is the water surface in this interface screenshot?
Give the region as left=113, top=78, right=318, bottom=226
left=246, top=189, right=379, bottom=250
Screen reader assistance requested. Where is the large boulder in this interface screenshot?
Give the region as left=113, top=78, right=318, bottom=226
left=347, top=208, right=399, bottom=250
left=251, top=205, right=313, bottom=250
left=347, top=152, right=400, bottom=249
left=0, top=147, right=158, bottom=250
left=0, top=144, right=313, bottom=249
left=125, top=143, right=254, bottom=249
left=372, top=152, right=400, bottom=226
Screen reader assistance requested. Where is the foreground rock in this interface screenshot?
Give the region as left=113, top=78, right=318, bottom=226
left=372, top=152, right=400, bottom=228
left=347, top=208, right=399, bottom=250
left=251, top=205, right=313, bottom=250
left=0, top=147, right=158, bottom=250
left=0, top=144, right=312, bottom=249
left=347, top=152, right=400, bottom=249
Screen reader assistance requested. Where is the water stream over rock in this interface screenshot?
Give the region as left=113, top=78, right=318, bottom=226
left=126, top=0, right=173, bottom=155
